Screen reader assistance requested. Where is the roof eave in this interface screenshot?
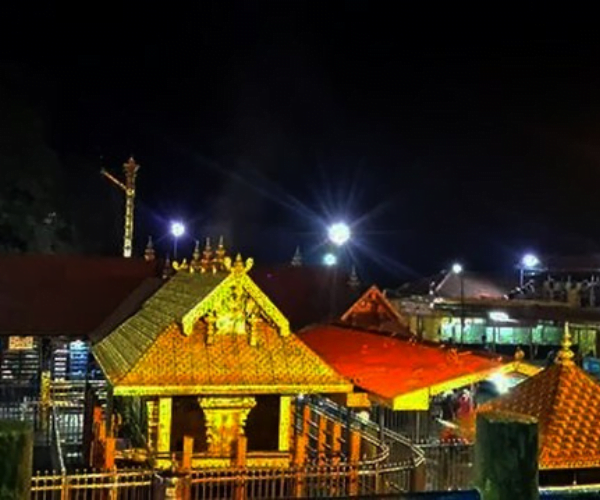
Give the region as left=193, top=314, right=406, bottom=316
left=112, top=383, right=354, bottom=397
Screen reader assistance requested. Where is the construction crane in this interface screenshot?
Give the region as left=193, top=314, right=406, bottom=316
left=101, top=157, right=140, bottom=258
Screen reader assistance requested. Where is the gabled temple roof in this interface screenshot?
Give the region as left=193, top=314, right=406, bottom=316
left=479, top=327, right=600, bottom=470
left=340, top=285, right=409, bottom=333
left=93, top=258, right=352, bottom=396
left=300, top=324, right=537, bottom=410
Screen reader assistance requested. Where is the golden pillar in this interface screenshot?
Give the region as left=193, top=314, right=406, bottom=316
left=279, top=396, right=292, bottom=452
left=157, top=397, right=173, bottom=455
left=198, top=397, right=256, bottom=457
left=146, top=399, right=158, bottom=452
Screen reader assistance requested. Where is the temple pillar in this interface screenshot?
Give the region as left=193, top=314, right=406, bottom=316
left=157, top=397, right=172, bottom=456
left=279, top=396, right=292, bottom=452
left=198, top=397, right=256, bottom=457
left=146, top=399, right=158, bottom=453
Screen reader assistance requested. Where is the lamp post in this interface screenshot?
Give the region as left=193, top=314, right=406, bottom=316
left=452, top=263, right=465, bottom=344
left=170, top=221, right=185, bottom=260
left=519, top=253, right=540, bottom=288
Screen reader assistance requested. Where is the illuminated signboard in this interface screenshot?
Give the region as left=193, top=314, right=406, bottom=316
left=8, top=336, right=34, bottom=351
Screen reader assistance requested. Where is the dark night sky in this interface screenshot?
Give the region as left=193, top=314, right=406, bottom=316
left=3, top=4, right=600, bottom=285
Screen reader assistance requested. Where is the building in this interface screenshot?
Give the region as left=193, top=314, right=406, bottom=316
left=478, top=325, right=600, bottom=486
left=93, top=255, right=354, bottom=468
left=0, top=255, right=160, bottom=383
left=385, top=270, right=600, bottom=362
left=300, top=323, right=538, bottom=442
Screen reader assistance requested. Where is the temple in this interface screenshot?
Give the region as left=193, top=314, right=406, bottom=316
left=93, top=254, right=353, bottom=468
left=478, top=324, right=600, bottom=486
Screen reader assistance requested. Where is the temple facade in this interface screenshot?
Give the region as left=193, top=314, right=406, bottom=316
left=93, top=254, right=352, bottom=469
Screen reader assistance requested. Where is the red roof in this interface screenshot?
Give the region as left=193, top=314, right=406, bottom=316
left=300, top=324, right=509, bottom=401
left=0, top=256, right=159, bottom=336
left=251, top=265, right=361, bottom=330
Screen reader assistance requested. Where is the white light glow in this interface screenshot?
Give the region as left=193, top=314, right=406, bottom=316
left=452, top=263, right=463, bottom=274
left=489, top=373, right=510, bottom=394
left=323, top=253, right=338, bottom=266
left=522, top=253, right=540, bottom=269
left=328, top=222, right=351, bottom=246
left=488, top=311, right=510, bottom=322
left=170, top=221, right=185, bottom=238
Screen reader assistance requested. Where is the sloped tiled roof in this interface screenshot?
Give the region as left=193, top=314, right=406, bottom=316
left=93, top=267, right=351, bottom=396
left=300, top=324, right=527, bottom=408
left=94, top=272, right=227, bottom=382
left=396, top=271, right=510, bottom=300
left=0, top=256, right=159, bottom=336
left=115, top=320, right=351, bottom=395
left=479, top=331, right=600, bottom=469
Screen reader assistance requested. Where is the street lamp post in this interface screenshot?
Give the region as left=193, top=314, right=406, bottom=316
left=520, top=253, right=540, bottom=288
left=452, top=263, right=465, bottom=345
left=170, top=221, right=185, bottom=260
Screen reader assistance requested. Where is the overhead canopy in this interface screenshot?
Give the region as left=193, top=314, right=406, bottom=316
left=301, top=324, right=539, bottom=410
left=93, top=257, right=352, bottom=397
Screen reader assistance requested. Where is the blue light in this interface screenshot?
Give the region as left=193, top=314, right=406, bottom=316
left=323, top=253, right=338, bottom=266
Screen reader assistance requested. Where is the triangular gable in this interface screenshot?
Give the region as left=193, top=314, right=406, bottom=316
left=93, top=257, right=351, bottom=396
left=181, top=263, right=290, bottom=338
left=340, top=285, right=405, bottom=325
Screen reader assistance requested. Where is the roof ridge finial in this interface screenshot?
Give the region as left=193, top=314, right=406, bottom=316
left=201, top=237, right=213, bottom=272
left=214, top=235, right=227, bottom=271
left=556, top=322, right=576, bottom=367
left=291, top=246, right=302, bottom=267
left=144, top=236, right=155, bottom=261
left=191, top=239, right=202, bottom=272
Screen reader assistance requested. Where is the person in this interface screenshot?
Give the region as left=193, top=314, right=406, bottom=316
left=546, top=349, right=556, bottom=367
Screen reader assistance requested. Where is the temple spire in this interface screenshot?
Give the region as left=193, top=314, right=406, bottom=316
left=144, top=236, right=155, bottom=261
left=556, top=322, right=576, bottom=367
left=348, top=265, right=361, bottom=289
left=191, top=240, right=202, bottom=272
left=201, top=237, right=213, bottom=272
left=291, top=246, right=302, bottom=267
left=162, top=255, right=172, bottom=279
left=214, top=235, right=227, bottom=271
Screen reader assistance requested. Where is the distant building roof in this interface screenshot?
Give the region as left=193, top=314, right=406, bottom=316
left=541, top=254, right=600, bottom=273
left=94, top=260, right=352, bottom=396
left=250, top=265, right=362, bottom=330
left=479, top=327, right=600, bottom=470
left=340, top=285, right=410, bottom=334
left=300, top=324, right=536, bottom=410
left=0, top=256, right=159, bottom=336
left=396, top=271, right=511, bottom=300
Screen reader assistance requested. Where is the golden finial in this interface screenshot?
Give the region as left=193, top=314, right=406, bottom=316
left=214, top=235, right=227, bottom=270
left=556, top=322, right=576, bottom=367
left=226, top=254, right=254, bottom=275
left=172, top=259, right=189, bottom=272
left=190, top=240, right=201, bottom=272
left=144, top=236, right=155, bottom=261
left=201, top=237, right=213, bottom=272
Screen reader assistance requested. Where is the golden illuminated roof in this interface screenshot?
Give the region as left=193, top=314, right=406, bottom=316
left=479, top=325, right=600, bottom=469
left=93, top=255, right=351, bottom=396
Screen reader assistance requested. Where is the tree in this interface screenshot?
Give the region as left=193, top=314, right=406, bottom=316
left=0, top=72, right=73, bottom=253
